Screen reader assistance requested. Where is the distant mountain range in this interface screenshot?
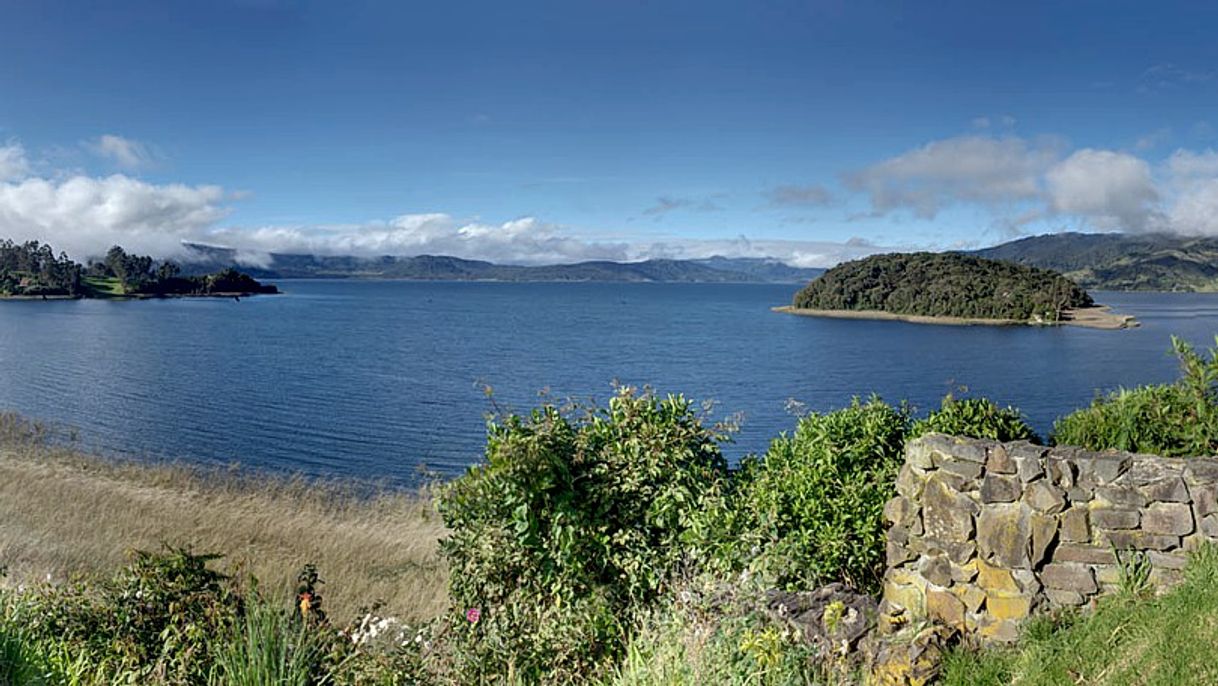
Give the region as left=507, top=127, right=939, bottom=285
left=973, top=232, right=1218, bottom=292
left=177, top=243, right=825, bottom=284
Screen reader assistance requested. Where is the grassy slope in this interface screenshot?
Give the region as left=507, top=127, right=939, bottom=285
left=942, top=547, right=1218, bottom=686
left=0, top=414, right=448, bottom=624
left=80, top=275, right=124, bottom=297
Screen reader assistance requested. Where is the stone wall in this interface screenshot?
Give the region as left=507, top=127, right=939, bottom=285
left=880, top=434, right=1218, bottom=642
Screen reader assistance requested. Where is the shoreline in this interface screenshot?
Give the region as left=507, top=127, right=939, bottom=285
left=0, top=290, right=278, bottom=302
left=772, top=304, right=1138, bottom=330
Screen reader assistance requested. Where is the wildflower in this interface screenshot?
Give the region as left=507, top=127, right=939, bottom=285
left=299, top=591, right=314, bottom=617
left=466, top=607, right=481, bottom=624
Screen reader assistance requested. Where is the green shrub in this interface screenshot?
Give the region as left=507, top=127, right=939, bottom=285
left=1052, top=336, right=1218, bottom=456
left=436, top=387, right=730, bottom=683
left=209, top=601, right=331, bottom=686
left=693, top=397, right=909, bottom=593
left=912, top=396, right=1038, bottom=443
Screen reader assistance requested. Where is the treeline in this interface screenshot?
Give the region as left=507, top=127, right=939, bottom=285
left=0, top=240, right=84, bottom=296
left=793, top=251, right=1094, bottom=321
left=0, top=240, right=276, bottom=298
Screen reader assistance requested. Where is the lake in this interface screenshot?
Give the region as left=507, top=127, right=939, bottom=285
left=1, top=281, right=1216, bottom=484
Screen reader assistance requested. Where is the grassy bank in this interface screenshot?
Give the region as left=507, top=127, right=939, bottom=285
left=0, top=414, right=448, bottom=624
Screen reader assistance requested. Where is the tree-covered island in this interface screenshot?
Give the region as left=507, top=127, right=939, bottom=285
left=779, top=252, right=1136, bottom=328
left=0, top=240, right=278, bottom=299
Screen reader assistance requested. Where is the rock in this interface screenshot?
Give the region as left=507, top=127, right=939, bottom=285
left=1184, top=460, right=1218, bottom=484
left=1025, top=481, right=1066, bottom=514
left=978, top=618, right=1021, bottom=643
left=1047, top=459, right=1077, bottom=488
left=1142, top=502, right=1194, bottom=536
left=1195, top=489, right=1218, bottom=518
left=1096, top=485, right=1147, bottom=508
left=1090, top=506, right=1140, bottom=530
left=767, top=584, right=878, bottom=670
left=1147, top=551, right=1190, bottom=570
left=926, top=587, right=965, bottom=628
left=1140, top=477, right=1190, bottom=504
left=980, top=474, right=1022, bottom=503
left=884, top=572, right=927, bottom=617
left=1090, top=453, right=1132, bottom=484
left=919, top=555, right=953, bottom=588
left=1060, top=507, right=1090, bottom=543
left=906, top=441, right=937, bottom=470
left=1053, top=544, right=1116, bottom=565
left=974, top=558, right=1020, bottom=594
left=977, top=503, right=1030, bottom=568
left=1201, top=514, right=1218, bottom=539
left=1041, top=563, right=1097, bottom=594
left=954, top=585, right=986, bottom=613
left=1029, top=513, right=1059, bottom=567
left=936, top=456, right=984, bottom=481
left=1103, top=530, right=1180, bottom=551
left=951, top=560, right=978, bottom=583
left=1008, top=442, right=1048, bottom=462
left=985, top=593, right=1032, bottom=622
left=922, top=474, right=977, bottom=543
left=1044, top=589, right=1087, bottom=607
left=986, top=445, right=1017, bottom=474
left=884, top=496, right=917, bottom=527
left=896, top=464, right=925, bottom=500
left=1013, top=453, right=1046, bottom=484
left=868, top=624, right=956, bottom=686
left=887, top=539, right=917, bottom=566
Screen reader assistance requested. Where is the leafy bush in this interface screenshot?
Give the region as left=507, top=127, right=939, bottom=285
left=693, top=397, right=909, bottom=593
left=436, top=387, right=730, bottom=683
left=912, top=396, right=1039, bottom=443
left=1052, top=336, right=1218, bottom=456
left=210, top=601, right=331, bottom=686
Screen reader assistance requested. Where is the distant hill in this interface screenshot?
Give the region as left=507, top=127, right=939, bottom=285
left=792, top=252, right=1092, bottom=321
left=176, top=244, right=825, bottom=284
left=973, top=232, right=1218, bottom=292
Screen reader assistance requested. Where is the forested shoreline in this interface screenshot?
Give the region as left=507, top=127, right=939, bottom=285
left=0, top=240, right=277, bottom=299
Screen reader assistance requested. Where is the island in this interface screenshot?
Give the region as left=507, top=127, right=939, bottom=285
left=0, top=240, right=278, bottom=300
left=775, top=252, right=1136, bottom=329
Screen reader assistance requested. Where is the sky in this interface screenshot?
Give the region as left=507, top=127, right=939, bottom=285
left=3, top=0, right=1218, bottom=266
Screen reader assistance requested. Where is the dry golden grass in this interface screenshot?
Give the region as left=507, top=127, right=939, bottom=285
left=0, top=413, right=450, bottom=624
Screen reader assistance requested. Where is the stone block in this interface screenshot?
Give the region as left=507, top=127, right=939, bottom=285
left=1147, top=550, right=1190, bottom=570
left=978, top=617, right=1022, bottom=643
left=887, top=539, right=917, bottom=566
left=1025, top=481, right=1066, bottom=514
left=1140, top=477, right=1190, bottom=504
left=1060, top=507, right=1090, bottom=543
left=954, top=585, right=986, bottom=613
left=1090, top=506, right=1139, bottom=530
left=1150, top=567, right=1184, bottom=588
left=977, top=503, right=1030, bottom=568
left=926, top=587, right=966, bottom=628
left=1029, top=513, right=1058, bottom=567
left=937, top=456, right=984, bottom=481
left=884, top=496, right=917, bottom=527
left=1041, top=563, right=1097, bottom=594
left=922, top=474, right=978, bottom=543
left=975, top=558, right=1020, bottom=594
left=1095, top=565, right=1121, bottom=585
left=919, top=555, right=953, bottom=587
left=1007, top=441, right=1047, bottom=462
left=1096, top=485, right=1147, bottom=508
left=1195, top=489, right=1218, bottom=518
left=1012, top=569, right=1042, bottom=595
left=1014, top=454, right=1046, bottom=484
left=1044, top=589, right=1087, bottom=607
left=1090, top=453, right=1132, bottom=484
left=1201, top=514, right=1218, bottom=539
left=980, top=474, right=1022, bottom=503
left=1047, top=459, right=1077, bottom=488
left=1103, top=530, right=1180, bottom=551
left=985, top=593, right=1033, bottom=622
left=986, top=445, right=1017, bottom=474
left=1142, top=502, right=1194, bottom=536
left=1184, top=460, right=1218, bottom=484
left=951, top=560, right=978, bottom=583
left=906, top=440, right=937, bottom=470
left=895, top=464, right=924, bottom=500
left=1053, top=544, right=1116, bottom=565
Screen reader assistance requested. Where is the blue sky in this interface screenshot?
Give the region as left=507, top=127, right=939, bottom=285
left=3, top=0, right=1218, bottom=265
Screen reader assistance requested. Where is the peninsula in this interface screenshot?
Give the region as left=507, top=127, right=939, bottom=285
left=0, top=240, right=278, bottom=300
left=779, top=252, right=1136, bottom=329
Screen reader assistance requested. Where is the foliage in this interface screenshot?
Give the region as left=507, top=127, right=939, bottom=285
left=911, top=396, right=1038, bottom=443
left=604, top=590, right=830, bottom=686
left=1051, top=336, right=1218, bottom=456
left=0, top=239, right=82, bottom=296
left=792, top=252, right=1093, bottom=321
left=209, top=601, right=332, bottom=686
left=692, top=397, right=909, bottom=593
left=436, top=387, right=730, bottom=683
left=940, top=544, right=1218, bottom=686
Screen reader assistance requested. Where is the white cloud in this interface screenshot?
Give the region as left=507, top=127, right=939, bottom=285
left=0, top=142, right=30, bottom=181
left=0, top=174, right=228, bottom=259
left=86, top=134, right=156, bottom=169
left=1167, top=149, right=1218, bottom=179
left=1044, top=149, right=1160, bottom=231
left=843, top=135, right=1059, bottom=218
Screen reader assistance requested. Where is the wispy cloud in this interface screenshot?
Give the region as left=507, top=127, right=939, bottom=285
left=85, top=134, right=157, bottom=169
left=0, top=141, right=30, bottom=181
left=764, top=184, right=834, bottom=208
left=641, top=194, right=724, bottom=217
left=1137, top=63, right=1217, bottom=93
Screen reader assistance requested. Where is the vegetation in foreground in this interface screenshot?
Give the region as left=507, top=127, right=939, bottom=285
left=792, top=252, right=1093, bottom=322
left=0, top=240, right=277, bottom=298
left=6, top=336, right=1218, bottom=683
left=941, top=545, right=1218, bottom=686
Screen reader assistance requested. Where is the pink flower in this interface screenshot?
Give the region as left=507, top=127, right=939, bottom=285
left=466, top=607, right=481, bottom=624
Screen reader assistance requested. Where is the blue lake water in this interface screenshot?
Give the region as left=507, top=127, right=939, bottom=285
left=2, top=281, right=1217, bottom=484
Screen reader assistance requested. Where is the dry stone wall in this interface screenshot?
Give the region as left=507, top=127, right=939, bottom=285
left=880, top=434, right=1218, bottom=643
